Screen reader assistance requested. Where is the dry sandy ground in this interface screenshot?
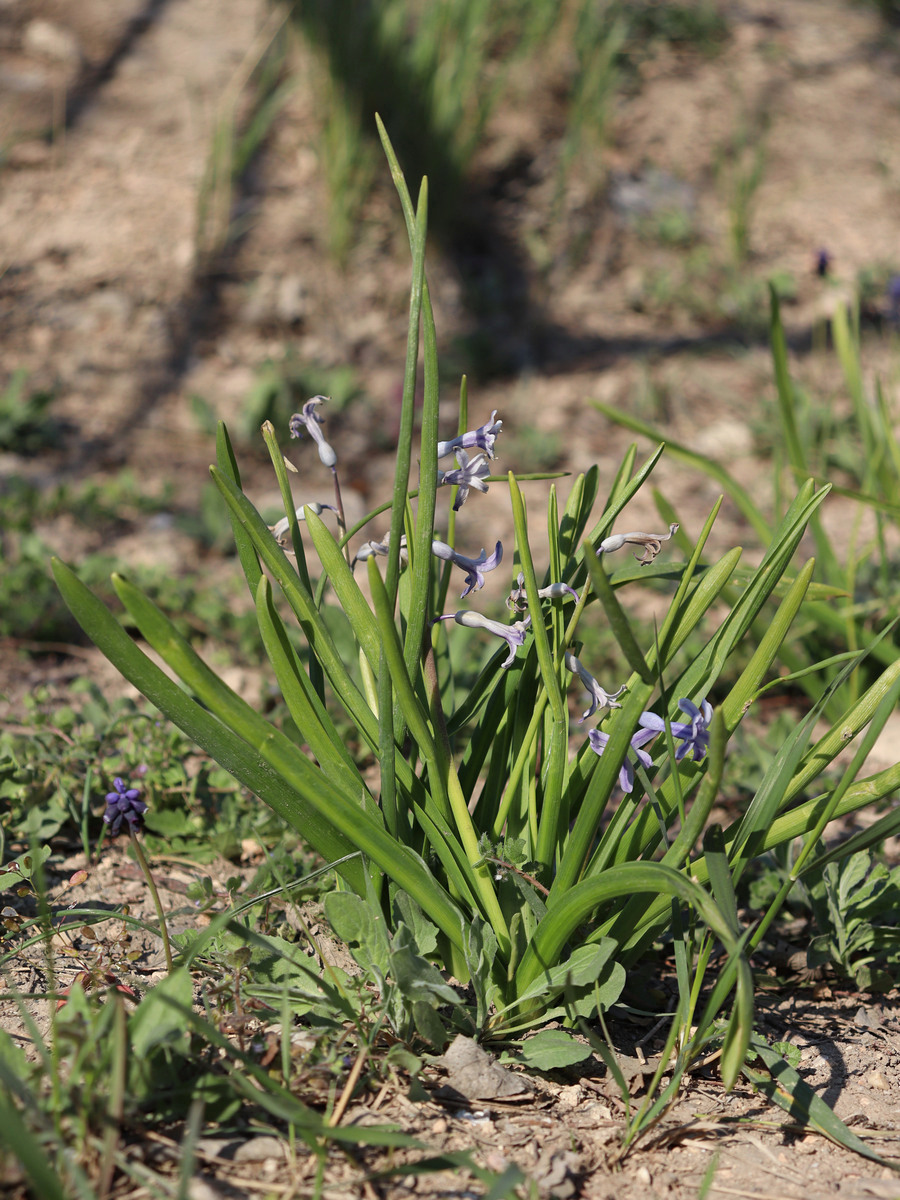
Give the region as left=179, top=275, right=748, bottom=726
left=3, top=0, right=900, bottom=1195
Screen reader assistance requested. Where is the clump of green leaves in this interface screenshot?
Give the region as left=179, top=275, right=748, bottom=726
left=807, top=849, right=900, bottom=991
left=50, top=132, right=900, bottom=1163
left=0, top=370, right=60, bottom=455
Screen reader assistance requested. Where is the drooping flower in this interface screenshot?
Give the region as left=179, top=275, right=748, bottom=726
left=587, top=727, right=658, bottom=793
left=269, top=502, right=338, bottom=544
left=639, top=698, right=713, bottom=762
left=436, top=611, right=530, bottom=668
left=289, top=396, right=338, bottom=469
left=815, top=248, right=832, bottom=278
left=103, top=777, right=147, bottom=837
left=352, top=532, right=407, bottom=570
left=432, top=541, right=503, bottom=598
left=438, top=448, right=491, bottom=511
left=437, top=411, right=503, bottom=461
left=564, top=652, right=626, bottom=722
left=596, top=523, right=679, bottom=566
left=507, top=572, right=578, bottom=612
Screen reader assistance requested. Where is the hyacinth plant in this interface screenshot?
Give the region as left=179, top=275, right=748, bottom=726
left=52, top=126, right=900, bottom=1124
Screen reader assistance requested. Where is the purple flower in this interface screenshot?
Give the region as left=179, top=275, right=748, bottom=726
left=889, top=275, right=900, bottom=323
left=289, top=396, right=337, bottom=469
left=639, top=698, right=713, bottom=762
left=564, top=652, right=626, bottom=722
left=438, top=448, right=490, bottom=511
left=103, top=777, right=147, bottom=837
left=437, top=411, right=503, bottom=461
left=587, top=727, right=658, bottom=793
left=815, top=248, right=831, bottom=278
left=432, top=540, right=503, bottom=598
left=436, top=611, right=530, bottom=668
left=507, top=572, right=578, bottom=612
left=597, top=524, right=679, bottom=566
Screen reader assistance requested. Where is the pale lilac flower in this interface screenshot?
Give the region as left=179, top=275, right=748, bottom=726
left=269, top=502, right=338, bottom=544
left=352, top=532, right=407, bottom=570
left=436, top=611, right=531, bottom=668
left=437, top=411, right=503, bottom=461
left=432, top=541, right=503, bottom=598
left=289, top=396, right=337, bottom=469
left=564, top=652, right=626, bottom=722
left=596, top=523, right=679, bottom=566
left=438, top=448, right=491, bottom=511
left=639, top=698, right=713, bottom=762
left=507, top=572, right=578, bottom=612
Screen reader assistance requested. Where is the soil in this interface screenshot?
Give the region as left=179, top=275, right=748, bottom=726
left=2, top=0, right=900, bottom=1196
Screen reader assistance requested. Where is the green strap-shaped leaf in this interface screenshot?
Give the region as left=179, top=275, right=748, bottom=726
left=254, top=574, right=372, bottom=810
left=53, top=559, right=466, bottom=947
left=515, top=862, right=753, bottom=1085
left=593, top=402, right=769, bottom=542
left=744, top=1036, right=888, bottom=1165
left=508, top=473, right=568, bottom=869
left=216, top=421, right=264, bottom=599
left=209, top=465, right=379, bottom=738
left=51, top=558, right=369, bottom=895
left=584, top=547, right=653, bottom=683
left=304, top=505, right=382, bottom=671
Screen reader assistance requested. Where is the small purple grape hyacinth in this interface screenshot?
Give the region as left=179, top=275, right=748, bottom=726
left=815, top=248, right=832, bottom=278
left=888, top=275, right=900, bottom=325
left=104, top=777, right=147, bottom=837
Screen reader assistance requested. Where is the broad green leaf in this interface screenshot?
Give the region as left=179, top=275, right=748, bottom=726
left=513, top=1029, right=592, bottom=1070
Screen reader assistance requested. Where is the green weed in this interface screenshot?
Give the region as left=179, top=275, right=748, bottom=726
left=0, top=370, right=59, bottom=455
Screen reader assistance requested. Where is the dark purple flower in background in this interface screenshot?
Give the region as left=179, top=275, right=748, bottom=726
left=815, top=248, right=832, bottom=278
left=103, top=777, right=147, bottom=837
left=289, top=396, right=338, bottom=468
left=888, top=275, right=900, bottom=325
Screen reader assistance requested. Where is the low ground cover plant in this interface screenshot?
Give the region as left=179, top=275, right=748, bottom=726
left=14, top=131, right=900, bottom=1180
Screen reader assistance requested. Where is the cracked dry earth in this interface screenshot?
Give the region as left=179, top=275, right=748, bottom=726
left=3, top=0, right=900, bottom=1196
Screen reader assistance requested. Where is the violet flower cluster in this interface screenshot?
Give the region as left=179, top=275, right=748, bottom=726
left=104, top=777, right=147, bottom=836
left=587, top=698, right=713, bottom=792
